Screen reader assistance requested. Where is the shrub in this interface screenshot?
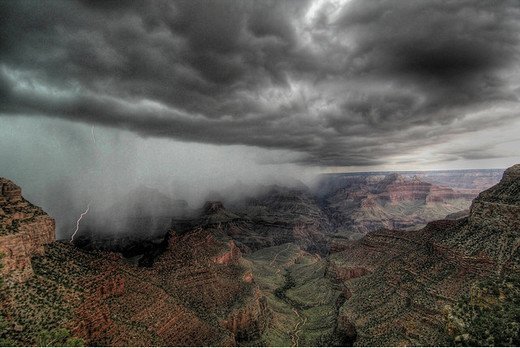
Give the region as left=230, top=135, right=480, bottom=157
left=36, top=328, right=85, bottom=347
left=445, top=276, right=520, bottom=346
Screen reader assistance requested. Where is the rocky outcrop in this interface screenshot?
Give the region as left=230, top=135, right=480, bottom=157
left=213, top=240, right=241, bottom=265
left=376, top=174, right=432, bottom=202
left=222, top=289, right=269, bottom=342
left=440, top=164, right=520, bottom=272
left=475, top=164, right=519, bottom=203
left=203, top=201, right=226, bottom=214
left=0, top=178, right=55, bottom=282
left=326, top=263, right=370, bottom=282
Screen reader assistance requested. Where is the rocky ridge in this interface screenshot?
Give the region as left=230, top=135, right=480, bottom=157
left=2, top=230, right=269, bottom=346
left=0, top=178, right=55, bottom=282
left=173, top=187, right=331, bottom=255
left=328, top=165, right=520, bottom=346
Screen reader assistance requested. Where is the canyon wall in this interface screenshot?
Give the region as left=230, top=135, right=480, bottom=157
left=322, top=173, right=482, bottom=238
left=329, top=165, right=520, bottom=346
left=0, top=177, right=269, bottom=346
left=0, top=178, right=55, bottom=282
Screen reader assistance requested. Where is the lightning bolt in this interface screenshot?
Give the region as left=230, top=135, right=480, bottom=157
left=69, top=124, right=99, bottom=244
left=91, top=125, right=97, bottom=144
left=70, top=202, right=91, bottom=243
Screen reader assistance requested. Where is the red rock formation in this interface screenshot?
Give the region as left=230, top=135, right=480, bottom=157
left=426, top=185, right=475, bottom=202
left=222, top=289, right=269, bottom=341
left=378, top=175, right=433, bottom=203
left=0, top=178, right=55, bottom=282
left=242, top=271, right=254, bottom=283
left=213, top=240, right=241, bottom=265
left=325, top=173, right=479, bottom=237
left=327, top=263, right=370, bottom=282
left=329, top=239, right=351, bottom=253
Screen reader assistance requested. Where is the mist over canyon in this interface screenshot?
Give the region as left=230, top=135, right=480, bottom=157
left=1, top=164, right=519, bottom=346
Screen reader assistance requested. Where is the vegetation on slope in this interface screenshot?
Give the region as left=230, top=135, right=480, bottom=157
left=245, top=243, right=346, bottom=346
left=0, top=252, right=14, bottom=346
left=446, top=276, right=520, bottom=346
left=0, top=249, right=85, bottom=347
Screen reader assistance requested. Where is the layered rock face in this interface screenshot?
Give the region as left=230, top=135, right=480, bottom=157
left=379, top=175, right=432, bottom=202
left=236, top=187, right=332, bottom=253
left=0, top=178, right=55, bottom=282
left=174, top=187, right=332, bottom=254
left=320, top=172, right=482, bottom=238
left=415, top=169, right=504, bottom=191
left=2, top=225, right=269, bottom=346
left=443, top=164, right=520, bottom=272
left=316, top=169, right=503, bottom=195
left=328, top=165, right=520, bottom=346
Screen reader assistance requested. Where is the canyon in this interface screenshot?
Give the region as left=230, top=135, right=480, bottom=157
left=1, top=167, right=517, bottom=346
left=330, top=164, right=520, bottom=345
left=316, top=169, right=502, bottom=240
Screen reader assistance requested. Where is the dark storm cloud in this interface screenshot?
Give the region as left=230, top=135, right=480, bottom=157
left=334, top=0, right=519, bottom=106
left=1, top=0, right=519, bottom=166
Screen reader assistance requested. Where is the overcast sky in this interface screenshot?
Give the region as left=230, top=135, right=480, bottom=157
left=1, top=0, right=520, bottom=235
left=2, top=0, right=520, bottom=168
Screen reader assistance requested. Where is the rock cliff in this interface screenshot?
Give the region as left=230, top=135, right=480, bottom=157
left=322, top=173, right=480, bottom=238
left=329, top=164, right=520, bottom=346
left=0, top=178, right=55, bottom=282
